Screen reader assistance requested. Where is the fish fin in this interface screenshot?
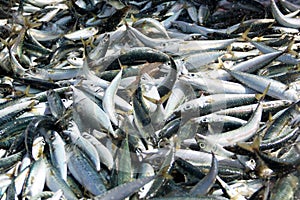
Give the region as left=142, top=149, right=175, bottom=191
left=123, top=19, right=129, bottom=28
left=159, top=91, right=171, bottom=104
left=55, top=109, right=72, bottom=127
left=118, top=59, right=127, bottom=70
left=255, top=83, right=270, bottom=101
left=267, top=21, right=274, bottom=29
left=0, top=37, right=9, bottom=46
left=237, top=134, right=261, bottom=153
left=251, top=135, right=261, bottom=152
left=130, top=14, right=138, bottom=24
left=241, top=27, right=251, bottom=41
left=239, top=15, right=247, bottom=28
left=28, top=100, right=37, bottom=108
left=24, top=16, right=41, bottom=29
left=86, top=36, right=96, bottom=48
left=24, top=85, right=34, bottom=97
left=226, top=45, right=234, bottom=57
left=217, top=56, right=225, bottom=69
left=143, top=95, right=160, bottom=104
left=255, top=36, right=264, bottom=42
left=80, top=37, right=88, bottom=59
left=143, top=91, right=171, bottom=105
left=160, top=167, right=173, bottom=180
left=268, top=112, right=273, bottom=122
left=76, top=79, right=84, bottom=87
left=285, top=38, right=298, bottom=56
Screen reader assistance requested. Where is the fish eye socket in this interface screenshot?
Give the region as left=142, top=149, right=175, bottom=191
left=158, top=131, right=163, bottom=137
left=199, top=142, right=206, bottom=149
left=185, top=104, right=192, bottom=110
left=202, top=118, right=208, bottom=123
left=64, top=135, right=71, bottom=142
left=49, top=134, right=56, bottom=141
left=153, top=157, right=162, bottom=165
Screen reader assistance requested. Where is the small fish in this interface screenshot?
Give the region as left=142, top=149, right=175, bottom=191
left=224, top=68, right=299, bottom=102
left=64, top=27, right=98, bottom=40
left=66, top=145, right=107, bottom=196
left=189, top=153, right=218, bottom=196
left=93, top=175, right=156, bottom=200
left=103, top=67, right=122, bottom=126
left=270, top=0, right=300, bottom=29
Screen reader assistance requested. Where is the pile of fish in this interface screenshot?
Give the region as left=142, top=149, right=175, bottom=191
left=0, top=0, right=300, bottom=199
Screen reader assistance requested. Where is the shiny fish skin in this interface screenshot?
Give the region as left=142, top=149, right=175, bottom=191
left=46, top=89, right=66, bottom=119
left=82, top=132, right=114, bottom=170
left=225, top=68, right=299, bottom=102
left=66, top=145, right=106, bottom=196
left=93, top=176, right=156, bottom=200
left=63, top=122, right=101, bottom=171
left=43, top=130, right=67, bottom=181
left=103, top=68, right=122, bottom=126
left=45, top=159, right=78, bottom=200
left=269, top=174, right=299, bottom=200
left=189, top=153, right=218, bottom=196
left=72, top=86, right=116, bottom=138
left=22, top=157, right=47, bottom=199
left=270, top=0, right=300, bottom=29
left=205, top=102, right=263, bottom=147
left=64, top=27, right=98, bottom=40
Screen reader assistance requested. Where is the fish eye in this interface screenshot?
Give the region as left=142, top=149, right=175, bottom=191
left=199, top=142, right=206, bottom=149
left=154, top=157, right=163, bottom=164
left=202, top=118, right=208, bottom=123
left=41, top=139, right=46, bottom=145
left=184, top=104, right=192, bottom=110
left=49, top=133, right=56, bottom=141
left=64, top=135, right=71, bottom=142
left=158, top=131, right=163, bottom=137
